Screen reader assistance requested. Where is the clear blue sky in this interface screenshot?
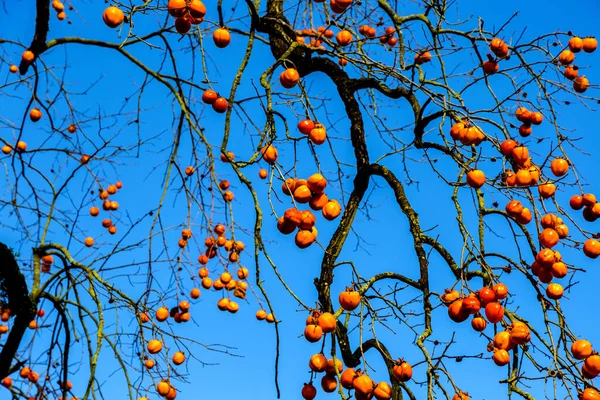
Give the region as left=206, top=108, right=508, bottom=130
left=1, top=0, right=600, bottom=399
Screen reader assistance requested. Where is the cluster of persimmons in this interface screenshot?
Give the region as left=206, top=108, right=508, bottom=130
left=299, top=288, right=413, bottom=400
left=1, top=305, right=73, bottom=398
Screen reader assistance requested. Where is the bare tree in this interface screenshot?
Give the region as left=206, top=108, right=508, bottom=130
left=1, top=0, right=599, bottom=399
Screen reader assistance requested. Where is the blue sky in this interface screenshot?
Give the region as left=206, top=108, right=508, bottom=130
left=1, top=0, right=600, bottom=399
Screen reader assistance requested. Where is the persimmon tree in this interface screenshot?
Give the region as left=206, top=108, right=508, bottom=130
left=1, top=0, right=600, bottom=399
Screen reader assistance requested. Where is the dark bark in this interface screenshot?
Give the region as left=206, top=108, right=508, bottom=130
left=256, top=5, right=312, bottom=73
left=0, top=242, right=36, bottom=379
left=19, top=0, right=50, bottom=74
